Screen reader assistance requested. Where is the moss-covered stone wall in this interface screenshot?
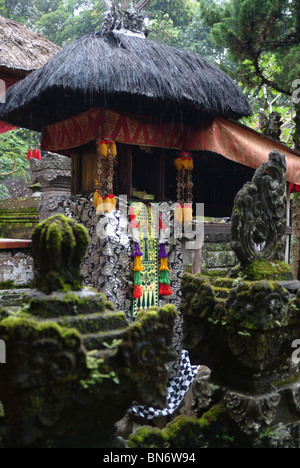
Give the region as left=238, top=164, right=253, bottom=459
left=0, top=197, right=39, bottom=239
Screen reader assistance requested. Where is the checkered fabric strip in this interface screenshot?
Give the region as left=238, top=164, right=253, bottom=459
left=129, top=349, right=200, bottom=419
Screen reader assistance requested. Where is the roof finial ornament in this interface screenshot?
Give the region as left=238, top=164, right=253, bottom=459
left=100, top=0, right=151, bottom=37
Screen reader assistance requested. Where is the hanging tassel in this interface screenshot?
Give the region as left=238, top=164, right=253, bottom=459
left=132, top=242, right=143, bottom=257
left=96, top=196, right=104, bottom=214
left=133, top=284, right=143, bottom=299
left=183, top=204, right=193, bottom=225
left=111, top=140, right=117, bottom=157
left=174, top=156, right=184, bottom=171
left=159, top=283, right=173, bottom=296
left=174, top=204, right=183, bottom=224
left=99, top=139, right=108, bottom=158
left=159, top=270, right=171, bottom=285
left=187, top=156, right=193, bottom=171
left=129, top=204, right=144, bottom=303
left=93, top=190, right=99, bottom=207
left=159, top=243, right=168, bottom=258
left=134, top=270, right=142, bottom=285
left=134, top=255, right=143, bottom=271
left=159, top=257, right=169, bottom=271
left=103, top=196, right=113, bottom=212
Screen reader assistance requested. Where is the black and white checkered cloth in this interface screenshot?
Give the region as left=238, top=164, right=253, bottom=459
left=129, top=349, right=200, bottom=419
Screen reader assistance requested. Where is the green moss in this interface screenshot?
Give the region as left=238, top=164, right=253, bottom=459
left=127, top=426, right=165, bottom=448
left=232, top=259, right=293, bottom=281
left=198, top=404, right=224, bottom=426
left=128, top=405, right=225, bottom=448
left=0, top=280, right=16, bottom=290
left=226, top=280, right=291, bottom=330
left=31, top=214, right=90, bottom=294
left=0, top=314, right=81, bottom=348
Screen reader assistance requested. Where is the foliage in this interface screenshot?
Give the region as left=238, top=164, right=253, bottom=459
left=34, top=0, right=106, bottom=47
left=0, top=128, right=40, bottom=199
left=148, top=0, right=195, bottom=28
left=199, top=0, right=300, bottom=148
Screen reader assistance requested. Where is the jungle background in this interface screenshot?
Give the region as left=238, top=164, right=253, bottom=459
left=0, top=0, right=299, bottom=198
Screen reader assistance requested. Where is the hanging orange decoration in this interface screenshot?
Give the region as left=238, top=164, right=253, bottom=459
left=93, top=135, right=117, bottom=214
left=174, top=151, right=193, bottom=225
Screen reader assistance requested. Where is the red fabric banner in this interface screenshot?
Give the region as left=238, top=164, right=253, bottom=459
left=0, top=120, right=17, bottom=135
left=40, top=106, right=300, bottom=184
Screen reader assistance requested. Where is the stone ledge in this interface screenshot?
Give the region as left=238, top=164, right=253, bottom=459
left=0, top=239, right=32, bottom=249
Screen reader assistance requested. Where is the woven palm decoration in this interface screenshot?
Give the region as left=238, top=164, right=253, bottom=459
left=93, top=136, right=117, bottom=214
left=158, top=212, right=173, bottom=297
left=129, top=205, right=144, bottom=300
left=174, top=152, right=193, bottom=225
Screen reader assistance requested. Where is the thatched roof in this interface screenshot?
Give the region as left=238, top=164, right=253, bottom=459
left=0, top=17, right=252, bottom=132
left=0, top=15, right=61, bottom=77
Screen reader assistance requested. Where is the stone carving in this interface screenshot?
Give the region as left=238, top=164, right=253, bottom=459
left=225, top=391, right=281, bottom=435
left=0, top=214, right=177, bottom=447
left=31, top=214, right=89, bottom=294
left=259, top=111, right=283, bottom=141
left=30, top=152, right=71, bottom=221
left=124, top=155, right=300, bottom=449
left=231, top=150, right=287, bottom=265
left=101, top=0, right=150, bottom=38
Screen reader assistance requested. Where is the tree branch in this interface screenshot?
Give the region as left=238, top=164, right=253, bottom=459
left=0, top=153, right=17, bottom=177
left=253, top=56, right=291, bottom=97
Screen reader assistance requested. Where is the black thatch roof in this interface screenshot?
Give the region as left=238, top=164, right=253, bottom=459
left=0, top=28, right=252, bottom=132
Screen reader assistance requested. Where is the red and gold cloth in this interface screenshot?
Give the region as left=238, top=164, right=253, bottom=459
left=40, top=106, right=300, bottom=184
left=0, top=120, right=16, bottom=135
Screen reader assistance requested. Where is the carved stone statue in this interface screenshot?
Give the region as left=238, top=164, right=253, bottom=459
left=126, top=153, right=300, bottom=449
left=29, top=152, right=71, bottom=221
left=0, top=214, right=177, bottom=447
left=231, top=150, right=287, bottom=266
left=100, top=0, right=151, bottom=38
left=259, top=111, right=283, bottom=141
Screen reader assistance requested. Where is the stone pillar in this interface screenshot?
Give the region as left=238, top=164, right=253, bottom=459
left=30, top=152, right=71, bottom=221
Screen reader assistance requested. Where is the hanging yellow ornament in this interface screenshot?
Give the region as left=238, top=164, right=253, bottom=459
left=174, top=152, right=194, bottom=226
left=94, top=136, right=118, bottom=214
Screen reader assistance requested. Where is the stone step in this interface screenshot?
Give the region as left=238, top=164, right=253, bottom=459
left=81, top=328, right=125, bottom=351
left=212, top=286, right=231, bottom=299
left=213, top=278, right=237, bottom=289
left=0, top=288, right=30, bottom=307
left=52, top=311, right=129, bottom=335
